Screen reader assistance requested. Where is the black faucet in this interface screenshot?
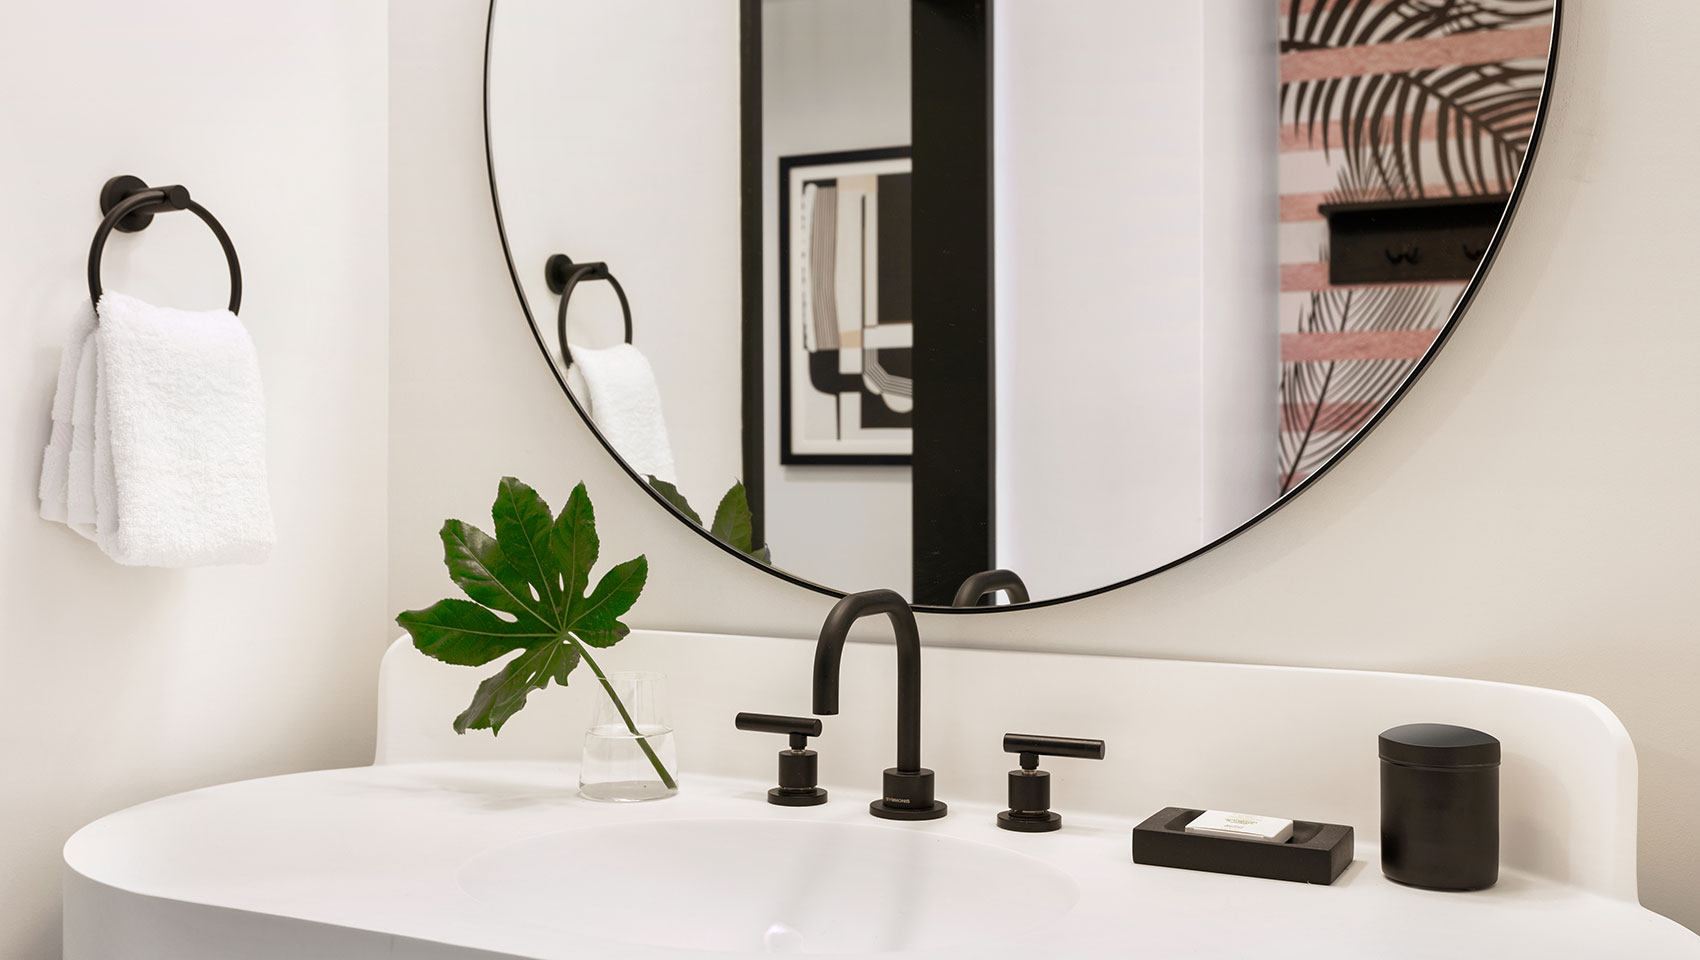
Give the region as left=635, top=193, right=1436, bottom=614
left=952, top=568, right=1031, bottom=607
left=812, top=589, right=947, bottom=820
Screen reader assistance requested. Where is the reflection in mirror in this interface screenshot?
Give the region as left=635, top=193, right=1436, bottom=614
left=485, top=0, right=1557, bottom=609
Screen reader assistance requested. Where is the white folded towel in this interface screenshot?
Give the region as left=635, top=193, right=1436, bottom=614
left=37, top=292, right=275, bottom=566
left=565, top=343, right=678, bottom=484
left=95, top=292, right=275, bottom=565
left=37, top=303, right=96, bottom=527
left=92, top=336, right=119, bottom=543
left=66, top=332, right=100, bottom=541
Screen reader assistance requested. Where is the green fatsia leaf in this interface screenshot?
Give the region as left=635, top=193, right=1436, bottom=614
left=439, top=520, right=551, bottom=627
left=651, top=476, right=769, bottom=563
left=396, top=598, right=554, bottom=667
left=491, top=477, right=563, bottom=625
left=710, top=481, right=769, bottom=563
left=710, top=483, right=753, bottom=551
left=570, top=556, right=647, bottom=647
left=394, top=477, right=650, bottom=736
left=550, top=483, right=599, bottom=620
left=645, top=476, right=703, bottom=526
left=453, top=641, right=582, bottom=734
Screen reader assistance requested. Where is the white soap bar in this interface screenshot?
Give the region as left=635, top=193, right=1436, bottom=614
left=1184, top=810, right=1295, bottom=844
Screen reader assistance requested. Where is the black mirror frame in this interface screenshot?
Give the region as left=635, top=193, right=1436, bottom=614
left=482, top=0, right=1563, bottom=614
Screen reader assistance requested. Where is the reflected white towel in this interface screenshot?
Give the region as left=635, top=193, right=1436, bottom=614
left=567, top=343, right=677, bottom=483
left=92, top=292, right=275, bottom=566
left=37, top=303, right=96, bottom=527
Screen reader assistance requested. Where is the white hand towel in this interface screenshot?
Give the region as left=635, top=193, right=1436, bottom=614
left=93, top=292, right=275, bottom=566
left=567, top=343, right=678, bottom=484
left=65, top=332, right=100, bottom=541
left=38, top=303, right=96, bottom=525
left=92, top=340, right=118, bottom=541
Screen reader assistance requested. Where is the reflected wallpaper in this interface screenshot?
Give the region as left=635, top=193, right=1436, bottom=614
left=1276, top=0, right=1555, bottom=490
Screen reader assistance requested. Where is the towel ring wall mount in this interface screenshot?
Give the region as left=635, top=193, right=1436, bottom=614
left=89, top=175, right=242, bottom=314
left=545, top=253, right=631, bottom=367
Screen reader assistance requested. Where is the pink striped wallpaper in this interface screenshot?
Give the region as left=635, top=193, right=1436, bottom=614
left=1276, top=0, right=1554, bottom=491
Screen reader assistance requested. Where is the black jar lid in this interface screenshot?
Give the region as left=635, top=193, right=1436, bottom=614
left=1379, top=723, right=1500, bottom=767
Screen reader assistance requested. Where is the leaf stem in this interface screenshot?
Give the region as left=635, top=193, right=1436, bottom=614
left=569, top=635, right=678, bottom=791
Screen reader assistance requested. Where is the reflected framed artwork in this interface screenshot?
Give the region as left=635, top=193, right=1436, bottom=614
left=778, top=147, right=913, bottom=465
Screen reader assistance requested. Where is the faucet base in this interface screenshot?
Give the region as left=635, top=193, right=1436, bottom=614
left=997, top=810, right=1063, bottom=832
left=768, top=786, right=829, bottom=807
left=869, top=767, right=948, bottom=820
left=871, top=798, right=949, bottom=820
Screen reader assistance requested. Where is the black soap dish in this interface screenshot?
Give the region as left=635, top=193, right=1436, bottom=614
left=1132, top=808, right=1354, bottom=885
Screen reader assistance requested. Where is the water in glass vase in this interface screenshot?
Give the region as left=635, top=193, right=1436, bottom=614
left=579, top=671, right=679, bottom=801
left=580, top=723, right=679, bottom=801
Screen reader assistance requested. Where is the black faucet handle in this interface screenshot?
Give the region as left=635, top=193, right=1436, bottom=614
left=998, top=733, right=1106, bottom=833
left=735, top=712, right=828, bottom=806
left=1004, top=733, right=1107, bottom=769
left=735, top=712, right=823, bottom=750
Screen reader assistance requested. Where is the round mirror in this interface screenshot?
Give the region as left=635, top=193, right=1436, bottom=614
left=484, top=0, right=1560, bottom=609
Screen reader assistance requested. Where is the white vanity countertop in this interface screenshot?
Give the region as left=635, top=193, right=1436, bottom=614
left=63, top=760, right=1700, bottom=960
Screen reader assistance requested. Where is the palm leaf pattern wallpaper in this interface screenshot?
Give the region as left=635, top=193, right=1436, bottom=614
left=1276, top=0, right=1554, bottom=490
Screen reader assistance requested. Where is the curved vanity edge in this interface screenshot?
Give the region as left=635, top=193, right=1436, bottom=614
left=1553, top=686, right=1641, bottom=904
left=58, top=762, right=1700, bottom=960
left=58, top=764, right=579, bottom=960
left=61, top=867, right=526, bottom=960
left=374, top=633, right=420, bottom=765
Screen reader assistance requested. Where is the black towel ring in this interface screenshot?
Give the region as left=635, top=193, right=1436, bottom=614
left=88, top=175, right=243, bottom=315
left=545, top=253, right=632, bottom=367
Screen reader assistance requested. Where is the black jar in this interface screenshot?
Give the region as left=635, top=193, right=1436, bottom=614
left=1378, top=723, right=1500, bottom=891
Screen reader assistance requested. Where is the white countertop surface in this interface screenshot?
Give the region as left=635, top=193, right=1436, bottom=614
left=63, top=760, right=1700, bottom=959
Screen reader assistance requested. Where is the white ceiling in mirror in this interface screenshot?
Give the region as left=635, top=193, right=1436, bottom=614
left=483, top=0, right=1560, bottom=610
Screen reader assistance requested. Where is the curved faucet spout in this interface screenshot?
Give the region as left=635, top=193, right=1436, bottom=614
left=812, top=588, right=923, bottom=773
left=951, top=568, right=1031, bottom=608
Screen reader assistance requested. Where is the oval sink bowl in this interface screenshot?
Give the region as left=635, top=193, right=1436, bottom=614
left=457, top=818, right=1080, bottom=955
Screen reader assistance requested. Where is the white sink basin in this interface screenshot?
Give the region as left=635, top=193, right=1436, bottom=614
left=456, top=818, right=1080, bottom=955
left=63, top=763, right=1700, bottom=960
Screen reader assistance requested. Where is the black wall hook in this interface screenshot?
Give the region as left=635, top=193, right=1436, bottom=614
left=1384, top=243, right=1422, bottom=265
left=545, top=253, right=632, bottom=367
left=88, top=175, right=242, bottom=314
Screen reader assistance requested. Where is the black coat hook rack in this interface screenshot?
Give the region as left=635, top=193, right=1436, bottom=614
left=88, top=175, right=242, bottom=314
left=545, top=253, right=631, bottom=367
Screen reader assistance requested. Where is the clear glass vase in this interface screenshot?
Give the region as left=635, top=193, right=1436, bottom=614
left=579, top=671, right=679, bottom=802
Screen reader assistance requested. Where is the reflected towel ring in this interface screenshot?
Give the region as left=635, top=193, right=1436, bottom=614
left=88, top=175, right=242, bottom=315
left=546, top=253, right=632, bottom=367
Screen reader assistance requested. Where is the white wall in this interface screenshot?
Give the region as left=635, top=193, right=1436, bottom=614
left=391, top=0, right=1700, bottom=931
left=485, top=0, right=742, bottom=513
left=1198, top=3, right=1282, bottom=541
left=994, top=0, right=1278, bottom=600
left=0, top=2, right=389, bottom=958
left=761, top=0, right=914, bottom=592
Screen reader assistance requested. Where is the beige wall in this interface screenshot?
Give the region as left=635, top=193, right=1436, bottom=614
left=0, top=2, right=390, bottom=957
left=391, top=0, right=1699, bottom=929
